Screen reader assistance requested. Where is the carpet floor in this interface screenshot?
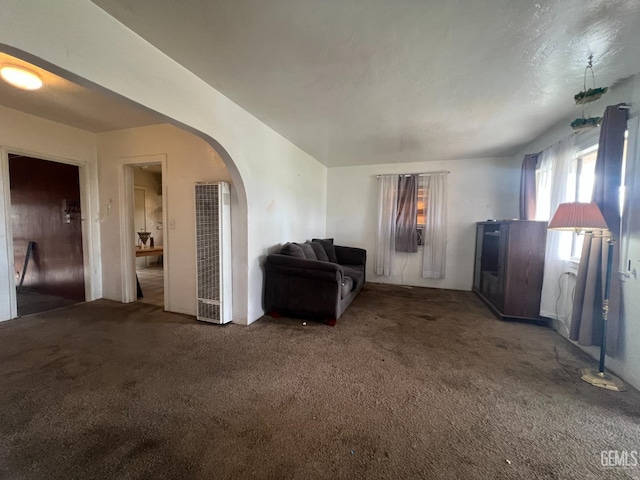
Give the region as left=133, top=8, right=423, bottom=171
left=0, top=283, right=639, bottom=480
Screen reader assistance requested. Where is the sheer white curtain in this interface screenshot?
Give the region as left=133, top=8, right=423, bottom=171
left=421, top=173, right=448, bottom=279
left=535, top=149, right=554, bottom=222
left=538, top=137, right=575, bottom=330
left=374, top=175, right=399, bottom=276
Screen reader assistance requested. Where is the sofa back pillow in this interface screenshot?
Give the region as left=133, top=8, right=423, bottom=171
left=307, top=241, right=329, bottom=262
left=279, top=242, right=306, bottom=259
left=296, top=242, right=318, bottom=260
left=312, top=238, right=338, bottom=263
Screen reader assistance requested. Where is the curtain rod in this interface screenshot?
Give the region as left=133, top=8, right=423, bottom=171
left=376, top=171, right=450, bottom=178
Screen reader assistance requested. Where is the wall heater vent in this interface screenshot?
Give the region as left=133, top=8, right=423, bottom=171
left=195, top=182, right=232, bottom=324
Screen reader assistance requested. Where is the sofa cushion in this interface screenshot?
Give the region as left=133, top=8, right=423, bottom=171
left=279, top=242, right=306, bottom=259
left=342, top=265, right=365, bottom=290
left=341, top=276, right=354, bottom=298
left=297, top=242, right=317, bottom=260
left=308, top=241, right=329, bottom=262
left=312, top=238, right=338, bottom=263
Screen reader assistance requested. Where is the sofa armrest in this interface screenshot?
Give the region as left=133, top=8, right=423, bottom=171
left=335, top=245, right=366, bottom=267
left=265, top=254, right=344, bottom=319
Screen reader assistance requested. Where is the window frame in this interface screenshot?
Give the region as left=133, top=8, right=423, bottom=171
left=416, top=180, right=426, bottom=247
left=566, top=131, right=628, bottom=262
left=568, top=144, right=599, bottom=261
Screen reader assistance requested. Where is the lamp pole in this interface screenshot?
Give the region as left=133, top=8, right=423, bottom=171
left=598, top=238, right=614, bottom=376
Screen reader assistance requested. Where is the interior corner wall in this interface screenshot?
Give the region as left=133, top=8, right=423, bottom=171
left=97, top=124, right=233, bottom=317
left=515, top=73, right=640, bottom=390
left=326, top=157, right=519, bottom=291
left=0, top=105, right=100, bottom=321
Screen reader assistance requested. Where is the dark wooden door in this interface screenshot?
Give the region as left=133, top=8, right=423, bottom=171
left=9, top=155, right=85, bottom=301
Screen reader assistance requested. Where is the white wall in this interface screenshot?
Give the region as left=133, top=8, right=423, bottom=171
left=0, top=0, right=327, bottom=324
left=326, top=157, right=519, bottom=291
left=0, top=105, right=101, bottom=321
left=97, top=124, right=232, bottom=316
left=515, top=74, right=640, bottom=390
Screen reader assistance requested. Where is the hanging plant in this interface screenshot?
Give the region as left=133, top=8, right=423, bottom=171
left=571, top=54, right=608, bottom=130
left=571, top=117, right=601, bottom=131
left=574, top=87, right=608, bottom=105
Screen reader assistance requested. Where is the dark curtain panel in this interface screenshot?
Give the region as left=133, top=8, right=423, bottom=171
left=519, top=154, right=538, bottom=220
left=570, top=104, right=628, bottom=355
left=395, top=175, right=418, bottom=253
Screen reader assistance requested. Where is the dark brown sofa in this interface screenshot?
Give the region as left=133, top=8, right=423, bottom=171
left=264, top=239, right=366, bottom=323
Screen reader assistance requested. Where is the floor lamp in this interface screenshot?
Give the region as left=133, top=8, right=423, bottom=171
left=548, top=202, right=625, bottom=392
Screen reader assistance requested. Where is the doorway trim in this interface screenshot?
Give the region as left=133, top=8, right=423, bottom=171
left=118, top=154, right=168, bottom=307
left=0, top=146, right=96, bottom=320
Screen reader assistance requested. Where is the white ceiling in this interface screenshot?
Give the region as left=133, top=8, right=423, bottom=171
left=2, top=3, right=640, bottom=167
left=0, top=52, right=163, bottom=133
left=88, top=0, right=640, bottom=167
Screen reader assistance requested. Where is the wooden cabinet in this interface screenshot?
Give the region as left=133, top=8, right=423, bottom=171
left=473, top=220, right=547, bottom=321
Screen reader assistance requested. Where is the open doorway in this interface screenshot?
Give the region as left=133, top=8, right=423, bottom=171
left=9, top=154, right=85, bottom=316
left=132, top=164, right=164, bottom=307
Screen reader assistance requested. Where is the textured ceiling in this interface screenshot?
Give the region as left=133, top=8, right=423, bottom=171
left=9, top=1, right=640, bottom=166
left=89, top=0, right=640, bottom=166
left=0, top=52, right=162, bottom=132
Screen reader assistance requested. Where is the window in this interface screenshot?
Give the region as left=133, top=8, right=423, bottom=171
left=375, top=172, right=448, bottom=278
left=567, top=145, right=598, bottom=259
left=416, top=183, right=426, bottom=246
left=562, top=132, right=628, bottom=261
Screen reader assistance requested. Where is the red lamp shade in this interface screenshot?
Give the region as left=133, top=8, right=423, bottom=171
left=548, top=202, right=609, bottom=232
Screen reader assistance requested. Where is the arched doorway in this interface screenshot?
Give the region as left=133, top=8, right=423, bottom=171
left=0, top=49, right=249, bottom=323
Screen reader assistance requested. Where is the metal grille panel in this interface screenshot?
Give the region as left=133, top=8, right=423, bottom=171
left=197, top=300, right=220, bottom=322
left=195, top=183, right=220, bottom=320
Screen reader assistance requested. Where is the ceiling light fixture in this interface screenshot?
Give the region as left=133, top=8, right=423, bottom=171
left=0, top=65, right=43, bottom=90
